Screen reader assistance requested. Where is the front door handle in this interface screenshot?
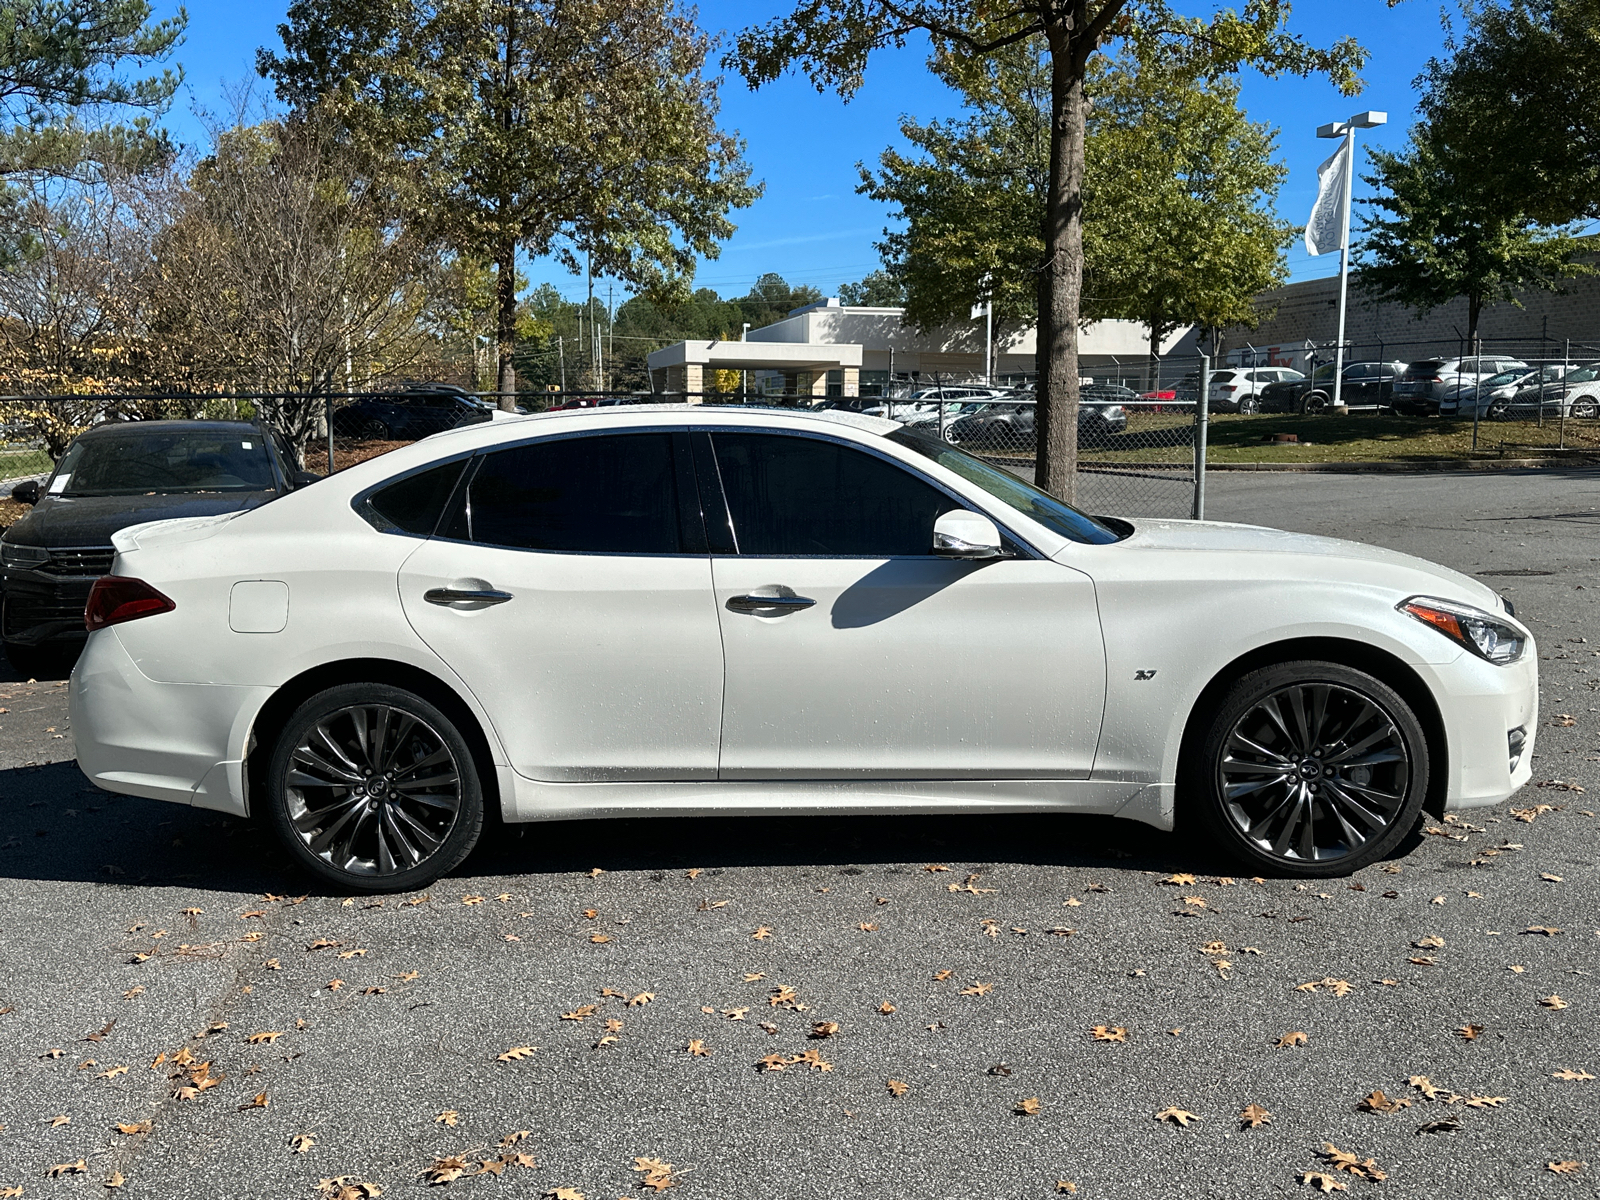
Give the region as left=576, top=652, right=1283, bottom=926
left=424, top=587, right=514, bottom=606
left=726, top=593, right=816, bottom=615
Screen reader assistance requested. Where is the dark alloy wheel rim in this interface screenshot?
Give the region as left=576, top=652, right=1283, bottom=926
left=285, top=704, right=461, bottom=876
left=1217, top=682, right=1411, bottom=863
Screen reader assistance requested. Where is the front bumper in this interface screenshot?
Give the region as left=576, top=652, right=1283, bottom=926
left=1417, top=639, right=1539, bottom=809
left=71, top=627, right=269, bottom=814
left=1, top=567, right=95, bottom=646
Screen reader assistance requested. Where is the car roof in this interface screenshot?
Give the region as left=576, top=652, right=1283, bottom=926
left=79, top=419, right=263, bottom=438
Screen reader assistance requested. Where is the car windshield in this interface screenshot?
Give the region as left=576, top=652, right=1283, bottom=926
left=1563, top=362, right=1600, bottom=384
left=887, top=427, right=1120, bottom=545
left=51, top=428, right=276, bottom=496
left=1483, top=370, right=1530, bottom=387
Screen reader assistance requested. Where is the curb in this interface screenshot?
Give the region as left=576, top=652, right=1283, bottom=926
left=1084, top=456, right=1600, bottom=474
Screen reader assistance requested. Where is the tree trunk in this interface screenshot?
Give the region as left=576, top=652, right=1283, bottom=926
left=1037, top=22, right=1088, bottom=502
left=1147, top=308, right=1166, bottom=391
left=496, top=235, right=517, bottom=410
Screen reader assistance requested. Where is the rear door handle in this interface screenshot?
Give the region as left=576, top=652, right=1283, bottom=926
left=726, top=593, right=815, bottom=615
left=424, top=587, right=514, bottom=606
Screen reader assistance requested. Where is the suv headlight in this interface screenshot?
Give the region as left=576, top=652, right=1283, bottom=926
left=1399, top=596, right=1527, bottom=665
left=0, top=542, right=49, bottom=569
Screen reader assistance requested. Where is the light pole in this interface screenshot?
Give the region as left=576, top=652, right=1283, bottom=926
left=1314, top=110, right=1386, bottom=411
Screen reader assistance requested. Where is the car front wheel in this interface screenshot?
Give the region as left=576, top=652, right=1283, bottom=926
left=1571, top=399, right=1598, bottom=419
left=1189, top=661, right=1430, bottom=877
left=266, top=683, right=485, bottom=891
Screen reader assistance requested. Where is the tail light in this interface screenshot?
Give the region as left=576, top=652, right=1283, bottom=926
left=85, top=576, right=176, bottom=632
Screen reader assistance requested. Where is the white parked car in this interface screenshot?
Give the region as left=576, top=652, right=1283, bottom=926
left=1184, top=367, right=1304, bottom=413
left=1393, top=356, right=1529, bottom=414
left=1437, top=366, right=1568, bottom=418
left=72, top=407, right=1537, bottom=890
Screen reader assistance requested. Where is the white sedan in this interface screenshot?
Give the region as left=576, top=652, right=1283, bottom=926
left=71, top=407, right=1537, bottom=890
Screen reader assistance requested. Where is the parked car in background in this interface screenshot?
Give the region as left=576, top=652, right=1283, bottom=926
left=1258, top=361, right=1405, bottom=414
left=945, top=400, right=1127, bottom=449
left=1438, top=366, right=1561, bottom=418
left=332, top=383, right=487, bottom=440
left=0, top=421, right=317, bottom=676
left=1081, top=383, right=1141, bottom=405
left=1180, top=367, right=1304, bottom=412
left=1502, top=362, right=1600, bottom=419
left=1391, top=356, right=1529, bottom=415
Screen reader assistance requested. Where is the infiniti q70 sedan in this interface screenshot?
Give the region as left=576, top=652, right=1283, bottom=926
left=70, top=406, right=1537, bottom=890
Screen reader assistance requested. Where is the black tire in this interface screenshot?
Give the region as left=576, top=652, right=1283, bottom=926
left=3, top=639, right=67, bottom=680
left=1571, top=399, right=1598, bottom=419
left=1188, top=661, right=1431, bottom=877
left=266, top=682, right=485, bottom=891
left=1237, top=396, right=1259, bottom=414
left=360, top=419, right=391, bottom=441
left=1299, top=391, right=1330, bottom=415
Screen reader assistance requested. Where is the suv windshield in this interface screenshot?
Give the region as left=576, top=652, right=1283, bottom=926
left=51, top=428, right=277, bottom=497
left=887, top=427, right=1120, bottom=545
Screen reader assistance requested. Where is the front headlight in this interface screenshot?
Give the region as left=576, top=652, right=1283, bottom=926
left=1399, top=595, right=1527, bottom=665
left=0, top=541, right=49, bottom=569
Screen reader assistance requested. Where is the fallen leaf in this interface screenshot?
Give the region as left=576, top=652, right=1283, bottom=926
left=1408, top=1075, right=1448, bottom=1100
left=1238, top=1103, right=1272, bottom=1128
left=291, top=1132, right=317, bottom=1153
left=1357, top=1090, right=1411, bottom=1114
left=1414, top=935, right=1445, bottom=949
left=47, top=1162, right=87, bottom=1178
left=1155, top=1106, right=1199, bottom=1127
left=97, top=1065, right=128, bottom=1079
left=1276, top=1031, right=1308, bottom=1048
left=106, top=1170, right=126, bottom=1188
left=1056, top=1183, right=1077, bottom=1195
left=810, top=1022, right=839, bottom=1039
left=1523, top=926, right=1562, bottom=936
left=1548, top=1162, right=1584, bottom=1175
left=435, top=1110, right=459, bottom=1126
left=461, top=895, right=485, bottom=905
left=1091, top=1025, right=1127, bottom=1043
left=687, top=1040, right=710, bottom=1057
left=628, top=992, right=655, bottom=1007
left=857, top=922, right=879, bottom=932
left=723, top=1007, right=749, bottom=1021
left=1541, top=995, right=1569, bottom=1010
left=561, top=1005, right=599, bottom=1022
left=1463, top=1095, right=1507, bottom=1108
left=752, top=927, right=771, bottom=940
left=1542, top=873, right=1564, bottom=882
left=959, top=982, right=993, bottom=997
left=421, top=1156, right=473, bottom=1185
left=247, top=1031, right=282, bottom=1044
left=1015, top=1097, right=1041, bottom=1116
left=1299, top=1173, right=1348, bottom=1193
left=498, top=1046, right=536, bottom=1061
left=1317, top=1143, right=1386, bottom=1181
left=116, top=1121, right=152, bottom=1134
left=49, top=1114, right=70, bottom=1127
left=315, top=1176, right=382, bottom=1200
left=588, top=934, right=611, bottom=944
left=1552, top=1068, right=1596, bottom=1081
left=1457, top=1024, right=1485, bottom=1041
left=886, top=1079, right=909, bottom=1096
left=1417, top=1118, right=1461, bottom=1134
left=877, top=1001, right=897, bottom=1014
left=238, top=1092, right=269, bottom=1111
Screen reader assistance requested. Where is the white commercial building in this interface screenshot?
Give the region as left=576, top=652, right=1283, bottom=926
left=646, top=299, right=1200, bottom=398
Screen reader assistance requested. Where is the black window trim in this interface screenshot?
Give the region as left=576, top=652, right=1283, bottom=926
left=693, top=424, right=1046, bottom=560
left=424, top=425, right=708, bottom=558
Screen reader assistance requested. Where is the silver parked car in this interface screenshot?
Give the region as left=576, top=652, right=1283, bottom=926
left=1438, top=365, right=1570, bottom=418
left=1392, top=356, right=1529, bottom=414
left=1502, top=362, right=1600, bottom=419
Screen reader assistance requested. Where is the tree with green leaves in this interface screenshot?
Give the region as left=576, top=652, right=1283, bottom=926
left=260, top=0, right=759, bottom=408
left=1356, top=127, right=1588, bottom=348
left=735, top=0, right=1362, bottom=501
left=1418, top=0, right=1600, bottom=229
left=860, top=45, right=1291, bottom=384
left=838, top=268, right=904, bottom=306
left=0, top=0, right=185, bottom=178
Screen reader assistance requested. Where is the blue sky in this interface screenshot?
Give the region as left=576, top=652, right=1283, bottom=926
left=158, top=0, right=1452, bottom=303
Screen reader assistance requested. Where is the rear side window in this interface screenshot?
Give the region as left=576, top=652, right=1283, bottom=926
left=465, top=433, right=681, bottom=554
left=711, top=432, right=958, bottom=557
left=362, top=459, right=467, bottom=535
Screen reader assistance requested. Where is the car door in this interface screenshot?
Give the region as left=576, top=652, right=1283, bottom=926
left=396, top=429, right=725, bottom=782
left=700, top=428, right=1106, bottom=780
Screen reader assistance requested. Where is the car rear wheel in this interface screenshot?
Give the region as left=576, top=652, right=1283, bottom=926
left=1237, top=396, right=1259, bottom=414
left=1299, top=392, right=1330, bottom=415
left=266, top=683, right=484, bottom=891
left=1571, top=399, right=1598, bottom=419
left=1189, top=661, right=1430, bottom=877
left=361, top=419, right=390, bottom=441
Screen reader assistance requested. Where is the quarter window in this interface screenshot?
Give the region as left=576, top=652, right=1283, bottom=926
left=710, top=432, right=958, bottom=557
left=363, top=459, right=467, bottom=535
left=465, top=433, right=681, bottom=554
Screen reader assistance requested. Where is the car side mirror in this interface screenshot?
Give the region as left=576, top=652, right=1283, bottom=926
left=11, top=479, right=39, bottom=505
left=933, top=510, right=1005, bottom=560
left=291, top=471, right=322, bottom=489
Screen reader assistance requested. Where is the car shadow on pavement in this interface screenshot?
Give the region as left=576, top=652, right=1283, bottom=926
left=0, top=759, right=1421, bottom=892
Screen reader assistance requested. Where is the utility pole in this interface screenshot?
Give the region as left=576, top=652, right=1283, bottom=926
left=607, top=283, right=614, bottom=395
left=558, top=336, right=566, bottom=394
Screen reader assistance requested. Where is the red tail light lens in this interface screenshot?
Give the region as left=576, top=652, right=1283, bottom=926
left=85, top=576, right=176, bottom=632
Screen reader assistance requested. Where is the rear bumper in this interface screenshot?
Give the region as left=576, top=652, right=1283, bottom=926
left=71, top=627, right=267, bottom=814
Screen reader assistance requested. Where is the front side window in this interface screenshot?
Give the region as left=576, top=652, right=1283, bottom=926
left=711, top=432, right=959, bottom=557
left=459, top=433, right=682, bottom=554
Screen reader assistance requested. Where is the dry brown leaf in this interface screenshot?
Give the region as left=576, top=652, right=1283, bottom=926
left=588, top=934, right=611, bottom=944
left=1523, top=925, right=1562, bottom=936
left=687, top=1040, right=710, bottom=1057
left=1155, top=1107, right=1199, bottom=1127
left=1090, top=1025, right=1127, bottom=1043
left=315, top=1178, right=382, bottom=1200
left=561, top=1005, right=599, bottom=1022
left=421, top=1156, right=473, bottom=1185
left=1409, top=1075, right=1447, bottom=1100
left=932, top=969, right=953, bottom=981
left=1552, top=1068, right=1596, bottom=1081
left=1276, top=1031, right=1308, bottom=1048
left=1015, top=1097, right=1041, bottom=1116
left=115, top=1121, right=151, bottom=1135
left=810, top=1022, right=839, bottom=1039
left=435, top=1110, right=459, bottom=1126
left=1357, top=1090, right=1411, bottom=1114
left=97, top=1065, right=128, bottom=1079
left=628, top=992, right=655, bottom=1007
left=959, top=982, right=993, bottom=997
left=886, top=1079, right=909, bottom=1096
left=877, top=1001, right=897, bottom=1014
left=106, top=1170, right=126, bottom=1188
left=246, top=1031, right=282, bottom=1044
left=238, top=1092, right=268, bottom=1111
left=751, top=927, right=771, bottom=940
left=1163, top=873, right=1197, bottom=885
left=1540, top=995, right=1569, bottom=1010
left=1238, top=1103, right=1272, bottom=1128
left=1318, top=1144, right=1386, bottom=1181
left=1548, top=1162, right=1584, bottom=1175
left=47, top=1161, right=87, bottom=1178
left=1055, top=1183, right=1077, bottom=1195
left=291, top=1132, right=317, bottom=1153
left=1299, top=1173, right=1348, bottom=1193
left=1457, top=1024, right=1485, bottom=1041
left=498, top=1046, right=536, bottom=1061
left=1415, top=935, right=1445, bottom=949
left=49, top=1114, right=71, bottom=1127
left=1463, top=1095, right=1507, bottom=1108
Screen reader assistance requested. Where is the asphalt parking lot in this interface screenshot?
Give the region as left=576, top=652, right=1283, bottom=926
left=1, top=468, right=1596, bottom=1200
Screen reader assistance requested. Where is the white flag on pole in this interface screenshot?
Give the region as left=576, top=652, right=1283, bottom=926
left=1304, top=139, right=1350, bottom=257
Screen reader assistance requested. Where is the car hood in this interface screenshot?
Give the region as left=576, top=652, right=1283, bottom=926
left=1092, top=517, right=1502, bottom=608
left=3, top=491, right=277, bottom=548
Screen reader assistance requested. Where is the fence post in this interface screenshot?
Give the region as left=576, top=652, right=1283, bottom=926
left=1193, top=353, right=1210, bottom=521
left=326, top=392, right=335, bottom=475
